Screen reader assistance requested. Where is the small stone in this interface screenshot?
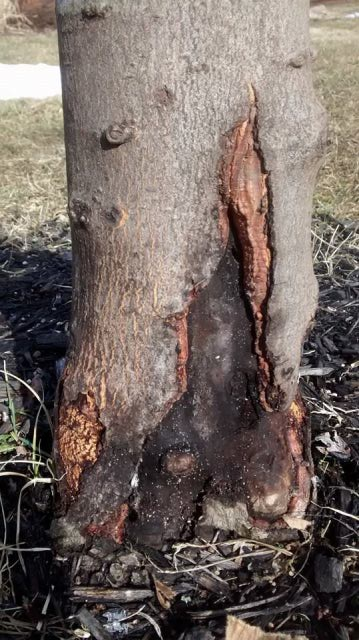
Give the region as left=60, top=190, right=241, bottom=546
left=80, top=555, right=102, bottom=573
left=88, top=540, right=117, bottom=558
left=116, top=552, right=141, bottom=568
left=108, top=562, right=128, bottom=586
left=314, top=554, right=343, bottom=593
left=50, top=518, right=86, bottom=553
left=131, top=569, right=151, bottom=587
left=89, top=571, right=105, bottom=586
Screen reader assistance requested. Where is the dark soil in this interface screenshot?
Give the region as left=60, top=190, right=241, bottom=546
left=0, top=218, right=357, bottom=639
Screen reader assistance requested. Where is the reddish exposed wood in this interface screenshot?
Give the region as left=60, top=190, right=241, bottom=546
left=166, top=311, right=189, bottom=400
left=58, top=391, right=105, bottom=496
left=218, top=203, right=230, bottom=247
left=162, top=450, right=197, bottom=477
left=221, top=88, right=272, bottom=411
left=86, top=503, right=129, bottom=544
left=286, top=398, right=312, bottom=517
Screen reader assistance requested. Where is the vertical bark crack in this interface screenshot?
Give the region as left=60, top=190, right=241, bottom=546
left=165, top=311, right=189, bottom=402
left=221, top=85, right=273, bottom=411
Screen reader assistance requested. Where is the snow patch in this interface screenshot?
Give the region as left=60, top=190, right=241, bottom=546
left=0, top=64, right=61, bottom=100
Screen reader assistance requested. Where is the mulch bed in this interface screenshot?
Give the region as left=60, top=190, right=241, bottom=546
left=0, top=216, right=357, bottom=639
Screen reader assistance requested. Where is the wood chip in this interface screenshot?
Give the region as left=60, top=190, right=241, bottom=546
left=77, top=607, right=112, bottom=640
left=153, top=577, right=176, bottom=609
left=193, top=571, right=231, bottom=597
left=70, top=587, right=153, bottom=604
left=226, top=616, right=308, bottom=640
left=299, top=366, right=334, bottom=377
left=314, top=554, right=344, bottom=594
left=282, top=515, right=311, bottom=531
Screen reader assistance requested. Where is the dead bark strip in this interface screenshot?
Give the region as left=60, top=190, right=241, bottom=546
left=53, top=0, right=326, bottom=552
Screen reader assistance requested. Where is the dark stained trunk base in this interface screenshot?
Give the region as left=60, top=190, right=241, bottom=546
left=128, top=237, right=311, bottom=546
left=54, top=237, right=312, bottom=550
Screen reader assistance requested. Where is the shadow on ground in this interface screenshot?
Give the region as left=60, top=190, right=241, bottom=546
left=0, top=242, right=71, bottom=605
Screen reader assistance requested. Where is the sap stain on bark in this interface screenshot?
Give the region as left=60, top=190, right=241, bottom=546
left=104, top=204, right=128, bottom=228
left=58, top=391, right=105, bottom=495
left=221, top=87, right=273, bottom=411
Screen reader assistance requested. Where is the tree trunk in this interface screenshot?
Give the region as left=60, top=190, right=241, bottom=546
left=53, top=0, right=326, bottom=552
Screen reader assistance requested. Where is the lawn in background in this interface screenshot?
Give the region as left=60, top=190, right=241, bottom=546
left=0, top=31, right=65, bottom=247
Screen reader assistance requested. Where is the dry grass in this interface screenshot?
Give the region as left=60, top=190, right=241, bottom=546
left=0, top=30, right=58, bottom=63
left=311, top=9, right=359, bottom=221
left=0, top=0, right=36, bottom=34
left=0, top=98, right=67, bottom=248
left=0, top=30, right=64, bottom=248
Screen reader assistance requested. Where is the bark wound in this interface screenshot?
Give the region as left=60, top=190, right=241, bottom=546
left=166, top=310, right=189, bottom=402
left=286, top=398, right=312, bottom=517
left=222, top=87, right=273, bottom=411
left=165, top=283, right=203, bottom=408
left=58, top=391, right=105, bottom=496
left=86, top=504, right=129, bottom=544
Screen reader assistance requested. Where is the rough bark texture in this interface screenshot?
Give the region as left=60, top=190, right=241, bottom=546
left=53, top=0, right=326, bottom=551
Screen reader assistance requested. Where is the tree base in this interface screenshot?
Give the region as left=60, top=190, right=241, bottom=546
left=52, top=239, right=312, bottom=552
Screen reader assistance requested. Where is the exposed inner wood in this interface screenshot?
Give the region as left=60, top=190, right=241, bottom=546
left=58, top=390, right=105, bottom=496
left=221, top=89, right=273, bottom=411
left=286, top=398, right=312, bottom=518
left=86, top=503, right=129, bottom=545
left=165, top=311, right=189, bottom=402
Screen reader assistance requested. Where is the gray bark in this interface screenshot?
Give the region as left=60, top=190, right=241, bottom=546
left=53, top=0, right=326, bottom=551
